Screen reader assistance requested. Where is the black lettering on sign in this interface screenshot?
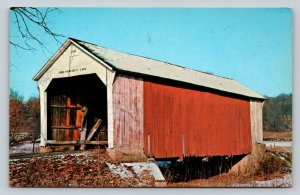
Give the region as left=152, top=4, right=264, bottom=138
left=58, top=68, right=87, bottom=74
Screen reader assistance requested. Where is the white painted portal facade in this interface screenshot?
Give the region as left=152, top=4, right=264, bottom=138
left=35, top=41, right=115, bottom=148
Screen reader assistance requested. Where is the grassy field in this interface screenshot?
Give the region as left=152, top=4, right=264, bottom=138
left=263, top=131, right=292, bottom=141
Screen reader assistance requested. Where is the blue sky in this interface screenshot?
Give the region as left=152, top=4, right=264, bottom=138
left=10, top=8, right=292, bottom=100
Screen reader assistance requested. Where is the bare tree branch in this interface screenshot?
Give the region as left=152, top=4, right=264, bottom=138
left=9, top=62, right=19, bottom=71
left=10, top=7, right=65, bottom=52
left=10, top=41, right=33, bottom=51
left=15, top=9, right=50, bottom=52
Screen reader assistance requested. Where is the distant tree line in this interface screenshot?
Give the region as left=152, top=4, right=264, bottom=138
left=10, top=89, right=40, bottom=146
left=263, top=93, right=292, bottom=132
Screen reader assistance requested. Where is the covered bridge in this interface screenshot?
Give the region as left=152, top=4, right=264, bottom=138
left=33, top=38, right=265, bottom=159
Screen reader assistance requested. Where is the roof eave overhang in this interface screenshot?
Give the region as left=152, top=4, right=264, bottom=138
left=113, top=68, right=267, bottom=101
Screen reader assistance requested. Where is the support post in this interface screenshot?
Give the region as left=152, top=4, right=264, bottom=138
left=39, top=87, right=47, bottom=147
left=107, top=69, right=115, bottom=149
left=86, top=119, right=102, bottom=141
left=80, top=106, right=88, bottom=150
left=147, top=134, right=151, bottom=157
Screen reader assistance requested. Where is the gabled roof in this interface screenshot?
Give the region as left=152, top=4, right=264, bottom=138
left=33, top=38, right=266, bottom=100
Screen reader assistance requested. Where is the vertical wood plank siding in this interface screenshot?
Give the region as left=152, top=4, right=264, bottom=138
left=50, top=95, right=81, bottom=141
left=144, top=81, right=252, bottom=159
left=250, top=100, right=263, bottom=144
left=113, top=74, right=144, bottom=148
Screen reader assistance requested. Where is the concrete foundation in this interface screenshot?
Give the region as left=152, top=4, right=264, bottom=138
left=106, top=147, right=147, bottom=162
left=229, top=143, right=266, bottom=176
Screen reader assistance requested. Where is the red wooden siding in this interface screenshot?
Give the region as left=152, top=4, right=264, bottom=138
left=113, top=74, right=144, bottom=148
left=144, top=81, right=252, bottom=159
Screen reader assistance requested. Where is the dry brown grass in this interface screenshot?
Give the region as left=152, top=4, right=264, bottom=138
left=263, top=131, right=292, bottom=141
left=166, top=145, right=292, bottom=187
left=9, top=152, right=154, bottom=187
